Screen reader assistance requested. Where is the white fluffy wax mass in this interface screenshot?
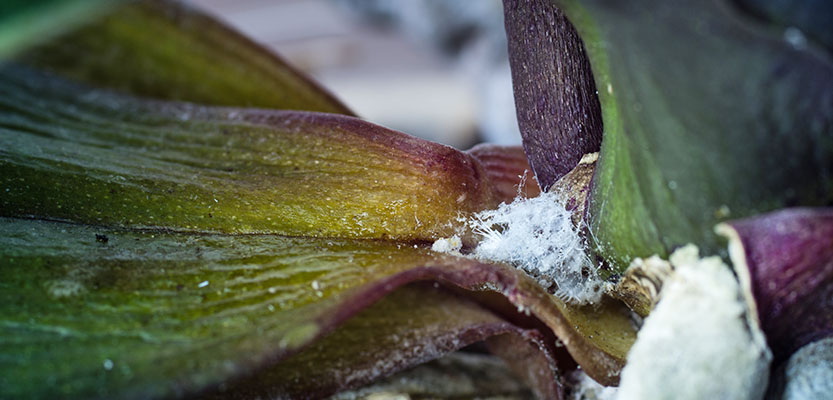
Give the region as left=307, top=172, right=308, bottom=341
left=616, top=246, right=771, bottom=400
left=467, top=191, right=603, bottom=304
left=780, top=337, right=833, bottom=400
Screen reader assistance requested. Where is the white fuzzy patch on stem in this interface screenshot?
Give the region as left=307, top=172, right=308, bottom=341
left=616, top=245, right=771, bottom=400
left=430, top=235, right=462, bottom=255
left=781, top=337, right=833, bottom=399
left=569, top=370, right=618, bottom=400
left=466, top=191, right=603, bottom=304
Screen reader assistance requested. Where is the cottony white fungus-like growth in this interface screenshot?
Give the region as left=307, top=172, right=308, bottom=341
left=616, top=245, right=771, bottom=400
left=467, top=190, right=603, bottom=304
left=780, top=337, right=833, bottom=399
left=569, top=370, right=618, bottom=400
left=430, top=235, right=463, bottom=255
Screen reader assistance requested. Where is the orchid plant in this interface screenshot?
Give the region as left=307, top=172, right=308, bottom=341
left=1, top=0, right=831, bottom=399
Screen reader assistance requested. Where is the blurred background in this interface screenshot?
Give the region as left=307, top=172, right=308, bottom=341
left=192, top=0, right=522, bottom=149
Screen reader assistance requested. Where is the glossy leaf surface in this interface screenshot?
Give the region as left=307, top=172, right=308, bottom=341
left=0, top=65, right=528, bottom=241
left=0, top=217, right=634, bottom=397
left=576, top=0, right=833, bottom=269
left=0, top=2, right=644, bottom=397
left=16, top=0, right=352, bottom=114
left=506, top=0, right=833, bottom=270
left=0, top=0, right=113, bottom=57
left=0, top=218, right=499, bottom=398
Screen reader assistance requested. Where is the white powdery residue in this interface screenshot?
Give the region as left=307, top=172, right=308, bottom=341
left=431, top=235, right=462, bottom=254
left=784, top=26, right=807, bottom=49
left=569, top=370, right=618, bottom=400
left=781, top=337, right=833, bottom=399
left=45, top=279, right=86, bottom=298
left=467, top=191, right=603, bottom=304
left=616, top=245, right=771, bottom=400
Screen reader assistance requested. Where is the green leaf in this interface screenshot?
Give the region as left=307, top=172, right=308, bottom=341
left=0, top=217, right=634, bottom=398
left=0, top=0, right=114, bottom=58
left=0, top=65, right=530, bottom=241
left=1, top=54, right=632, bottom=397
left=0, top=218, right=494, bottom=398
left=0, top=219, right=635, bottom=398
left=0, top=3, right=644, bottom=396
left=15, top=0, right=352, bottom=114
left=518, top=0, right=833, bottom=270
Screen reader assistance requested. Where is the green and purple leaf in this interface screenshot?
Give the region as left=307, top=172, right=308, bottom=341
left=203, top=284, right=560, bottom=399
left=0, top=22, right=635, bottom=397
left=718, top=208, right=833, bottom=362
left=0, top=216, right=634, bottom=398
left=0, top=3, right=594, bottom=395
left=503, top=0, right=833, bottom=271
left=0, top=65, right=528, bottom=241
left=25, top=0, right=833, bottom=396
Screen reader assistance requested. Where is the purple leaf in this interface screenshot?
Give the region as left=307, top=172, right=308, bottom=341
left=503, top=0, right=603, bottom=190
left=206, top=284, right=563, bottom=399
left=487, top=331, right=566, bottom=399
left=718, top=208, right=833, bottom=361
